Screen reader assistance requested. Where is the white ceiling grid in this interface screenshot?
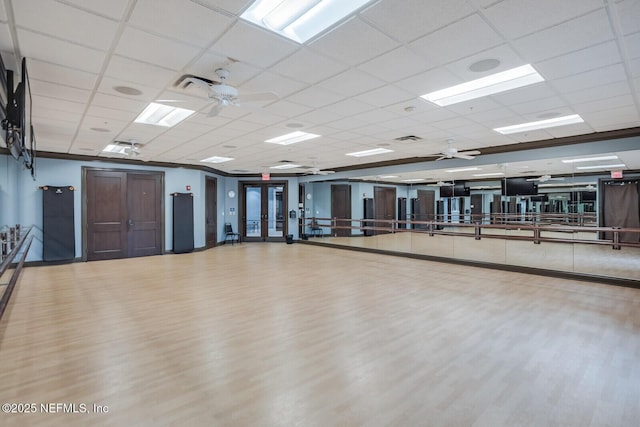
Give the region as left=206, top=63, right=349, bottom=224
left=0, top=0, right=638, bottom=177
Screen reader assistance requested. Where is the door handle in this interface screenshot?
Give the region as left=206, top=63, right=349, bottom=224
left=128, top=219, right=134, bottom=229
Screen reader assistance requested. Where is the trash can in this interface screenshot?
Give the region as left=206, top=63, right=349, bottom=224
left=286, top=234, right=294, bottom=244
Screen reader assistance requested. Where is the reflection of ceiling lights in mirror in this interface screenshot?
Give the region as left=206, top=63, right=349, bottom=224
left=561, top=155, right=619, bottom=163
left=241, top=0, right=375, bottom=43
left=401, top=178, right=425, bottom=182
left=346, top=148, right=394, bottom=157
left=265, top=131, right=320, bottom=145
left=201, top=156, right=234, bottom=163
left=445, top=167, right=480, bottom=173
left=473, top=172, right=505, bottom=177
left=379, top=175, right=399, bottom=178
left=493, top=114, right=584, bottom=134
left=421, top=64, right=543, bottom=106
left=575, top=163, right=626, bottom=170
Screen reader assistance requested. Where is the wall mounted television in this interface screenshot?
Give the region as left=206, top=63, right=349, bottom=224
left=440, top=183, right=470, bottom=197
left=2, top=57, right=36, bottom=176
left=501, top=178, right=538, bottom=196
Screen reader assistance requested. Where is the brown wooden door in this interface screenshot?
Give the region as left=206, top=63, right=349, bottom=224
left=415, top=189, right=435, bottom=229
left=86, top=170, right=127, bottom=261
left=471, top=194, right=483, bottom=222
left=331, top=184, right=351, bottom=237
left=86, top=169, right=163, bottom=261
left=374, top=186, right=396, bottom=234
left=205, top=176, right=217, bottom=247
left=127, top=173, right=163, bottom=258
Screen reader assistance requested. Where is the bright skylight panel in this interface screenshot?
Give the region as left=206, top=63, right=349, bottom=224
left=345, top=148, right=394, bottom=157
left=241, top=0, right=375, bottom=43
left=494, top=114, right=584, bottom=134
left=135, top=102, right=195, bottom=127
left=265, top=131, right=320, bottom=145
left=421, top=65, right=544, bottom=106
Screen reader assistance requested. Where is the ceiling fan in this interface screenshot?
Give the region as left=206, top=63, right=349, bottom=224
left=176, top=67, right=278, bottom=117
left=526, top=174, right=565, bottom=182
left=435, top=181, right=455, bottom=186
left=304, top=164, right=335, bottom=175
left=429, top=139, right=481, bottom=161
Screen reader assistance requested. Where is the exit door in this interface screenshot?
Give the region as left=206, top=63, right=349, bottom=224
left=241, top=182, right=287, bottom=242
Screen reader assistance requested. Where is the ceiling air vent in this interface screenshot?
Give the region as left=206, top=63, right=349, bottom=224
left=394, top=135, right=422, bottom=142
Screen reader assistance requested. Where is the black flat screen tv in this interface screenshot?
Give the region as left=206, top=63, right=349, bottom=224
left=440, top=183, right=470, bottom=197
left=502, top=178, right=538, bottom=196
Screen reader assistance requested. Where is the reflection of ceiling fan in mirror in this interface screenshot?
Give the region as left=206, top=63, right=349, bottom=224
left=526, top=174, right=565, bottom=182
left=429, top=139, right=481, bottom=161
left=176, top=67, right=278, bottom=117
left=303, top=163, right=335, bottom=175
left=435, top=181, right=455, bottom=186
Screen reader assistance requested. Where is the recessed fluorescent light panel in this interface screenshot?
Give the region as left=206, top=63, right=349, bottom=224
left=135, top=102, right=195, bottom=127
left=102, top=144, right=127, bottom=154
left=265, top=131, right=320, bottom=145
left=421, top=64, right=544, bottom=106
left=561, top=155, right=619, bottom=164
left=345, top=148, right=394, bottom=157
left=401, top=178, right=425, bottom=182
left=241, top=0, right=376, bottom=43
left=494, top=114, right=584, bottom=135
left=575, top=164, right=626, bottom=170
left=445, top=167, right=480, bottom=173
left=379, top=175, right=399, bottom=179
left=201, top=156, right=234, bottom=164
left=270, top=163, right=302, bottom=169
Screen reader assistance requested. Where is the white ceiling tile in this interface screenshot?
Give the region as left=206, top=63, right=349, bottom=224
left=573, top=95, right=635, bottom=114
left=212, top=21, right=299, bottom=68
left=129, top=0, right=234, bottom=47
left=550, top=63, right=627, bottom=94
left=358, top=47, right=434, bottom=82
left=362, top=0, right=475, bottom=43
left=195, top=0, right=255, bottom=15
left=0, top=1, right=6, bottom=20
left=614, top=0, right=640, bottom=35
left=445, top=44, right=528, bottom=81
left=0, top=24, right=13, bottom=52
left=28, top=59, right=98, bottom=90
left=286, top=86, right=345, bottom=108
left=293, top=108, right=343, bottom=125
left=351, top=109, right=402, bottom=124
left=60, top=0, right=130, bottom=20
left=507, top=96, right=569, bottom=116
left=32, top=95, right=86, bottom=114
left=409, top=14, right=503, bottom=66
left=513, top=9, right=615, bottom=63
left=325, top=116, right=369, bottom=131
left=630, top=57, right=640, bottom=78
left=310, top=17, right=399, bottom=66
left=395, top=67, right=460, bottom=95
left=443, top=97, right=505, bottom=116
left=13, top=0, right=119, bottom=51
left=98, top=76, right=159, bottom=102
left=580, top=105, right=640, bottom=128
left=17, top=29, right=106, bottom=73
left=115, top=27, right=201, bottom=70
left=318, top=69, right=385, bottom=97
left=81, top=115, right=129, bottom=133
left=483, top=0, right=604, bottom=39
left=105, top=56, right=179, bottom=88
left=241, top=71, right=307, bottom=98
left=262, top=100, right=313, bottom=118
left=29, top=79, right=91, bottom=103
left=322, top=98, right=375, bottom=117
left=563, top=81, right=632, bottom=104
left=32, top=106, right=82, bottom=124
left=270, top=49, right=347, bottom=85
left=354, top=85, right=416, bottom=108
left=536, top=41, right=622, bottom=80
left=490, top=82, right=557, bottom=106
left=625, top=32, right=640, bottom=60
left=91, top=92, right=148, bottom=112
left=86, top=105, right=137, bottom=122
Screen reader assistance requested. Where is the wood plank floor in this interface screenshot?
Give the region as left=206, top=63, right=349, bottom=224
left=1, top=243, right=639, bottom=426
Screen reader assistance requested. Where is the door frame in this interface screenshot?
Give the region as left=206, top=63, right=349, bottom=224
left=239, top=180, right=288, bottom=242
left=81, top=167, right=165, bottom=261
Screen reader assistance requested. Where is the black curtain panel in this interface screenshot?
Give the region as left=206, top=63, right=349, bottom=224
left=602, top=181, right=640, bottom=243
left=172, top=193, right=194, bottom=253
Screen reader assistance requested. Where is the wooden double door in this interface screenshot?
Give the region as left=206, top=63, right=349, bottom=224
left=84, top=169, right=164, bottom=261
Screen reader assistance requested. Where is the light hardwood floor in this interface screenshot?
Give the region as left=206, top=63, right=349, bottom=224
left=1, top=243, right=639, bottom=426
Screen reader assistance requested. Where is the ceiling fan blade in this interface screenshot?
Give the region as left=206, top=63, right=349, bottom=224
left=435, top=156, right=447, bottom=161
left=453, top=153, right=475, bottom=160
left=241, top=92, right=279, bottom=103
left=460, top=150, right=481, bottom=156
left=207, top=103, right=223, bottom=117
left=525, top=178, right=539, bottom=182
left=549, top=177, right=565, bottom=181
left=180, top=77, right=215, bottom=93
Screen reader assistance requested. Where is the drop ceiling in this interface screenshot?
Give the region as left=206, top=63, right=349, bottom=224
left=1, top=0, right=639, bottom=178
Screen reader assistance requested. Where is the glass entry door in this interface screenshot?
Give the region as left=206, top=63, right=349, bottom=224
left=242, top=182, right=287, bottom=242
